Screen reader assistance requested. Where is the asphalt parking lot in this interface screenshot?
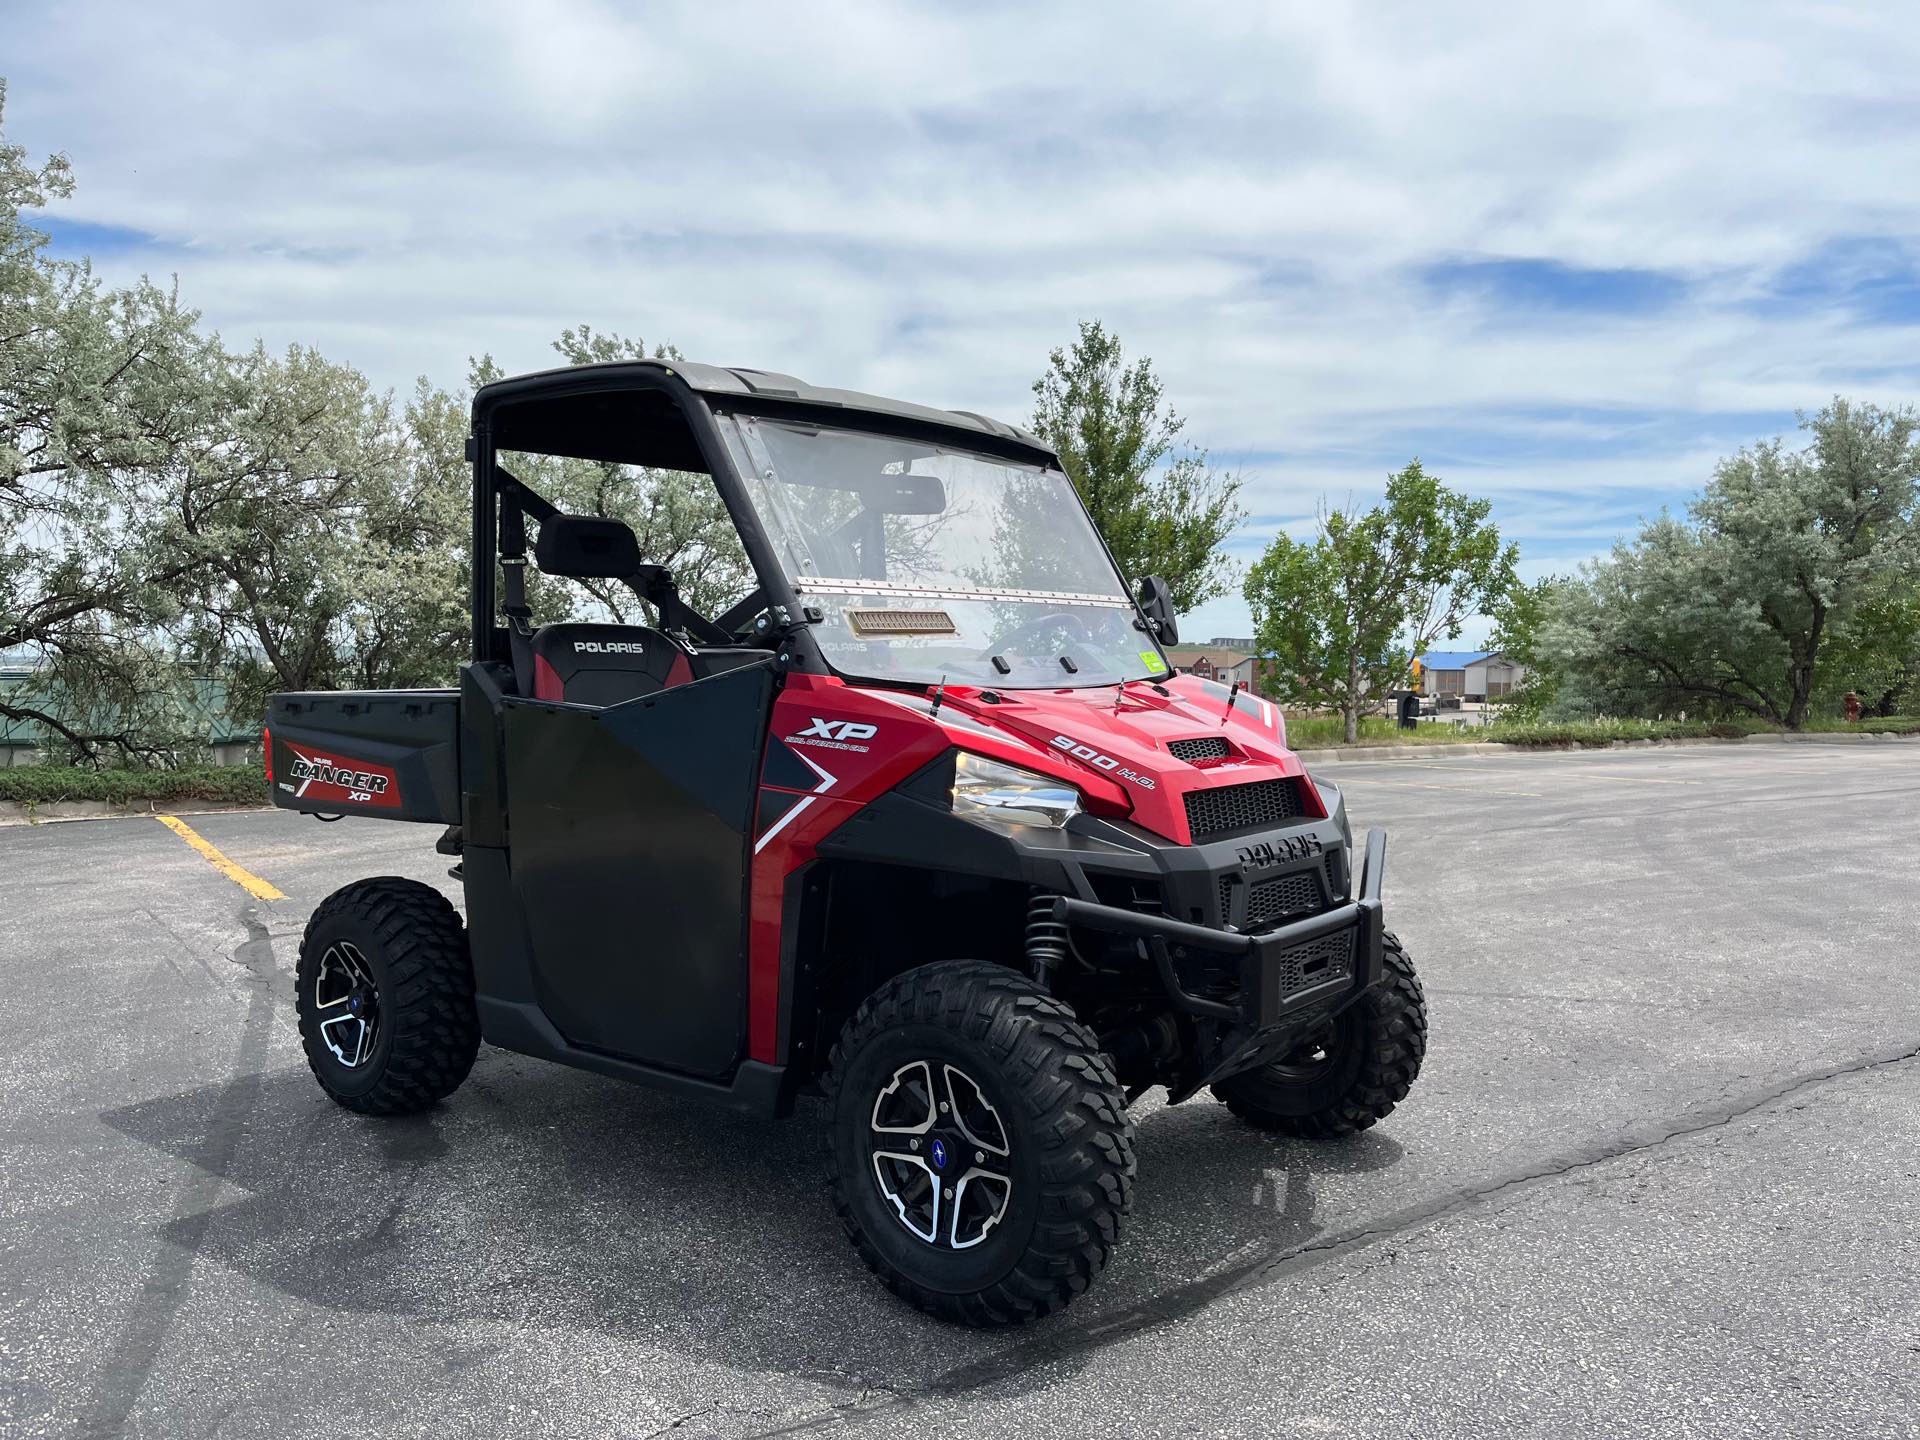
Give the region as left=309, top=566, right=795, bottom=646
left=2, top=742, right=1917, bottom=1439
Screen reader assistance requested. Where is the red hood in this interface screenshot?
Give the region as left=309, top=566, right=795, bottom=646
left=846, top=673, right=1320, bottom=845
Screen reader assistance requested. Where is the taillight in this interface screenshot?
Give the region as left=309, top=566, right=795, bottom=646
left=263, top=726, right=273, bottom=784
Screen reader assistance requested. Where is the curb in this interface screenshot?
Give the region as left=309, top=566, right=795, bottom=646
left=1297, top=741, right=1514, bottom=762
left=0, top=799, right=272, bottom=828
left=1293, top=731, right=1920, bottom=763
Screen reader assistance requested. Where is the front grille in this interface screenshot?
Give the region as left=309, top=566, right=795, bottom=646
left=1184, top=778, right=1303, bottom=840
left=1273, top=931, right=1354, bottom=994
left=1243, top=871, right=1321, bottom=927
left=1168, top=735, right=1230, bottom=762
left=1218, top=868, right=1325, bottom=932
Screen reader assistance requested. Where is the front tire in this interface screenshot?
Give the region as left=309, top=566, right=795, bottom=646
left=1211, top=932, right=1427, bottom=1138
left=295, top=877, right=481, bottom=1116
left=824, top=960, right=1135, bottom=1325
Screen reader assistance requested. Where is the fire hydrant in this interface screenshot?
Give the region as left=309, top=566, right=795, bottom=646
left=1843, top=691, right=1862, bottom=724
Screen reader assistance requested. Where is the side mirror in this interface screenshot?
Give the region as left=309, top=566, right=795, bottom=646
left=1137, top=575, right=1179, bottom=646
left=535, top=514, right=642, bottom=578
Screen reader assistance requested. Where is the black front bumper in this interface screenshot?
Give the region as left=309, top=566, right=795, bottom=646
left=817, top=757, right=1387, bottom=1095
left=1048, top=826, right=1388, bottom=1033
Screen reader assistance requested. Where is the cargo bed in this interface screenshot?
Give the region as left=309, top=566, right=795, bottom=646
left=266, top=689, right=460, bottom=824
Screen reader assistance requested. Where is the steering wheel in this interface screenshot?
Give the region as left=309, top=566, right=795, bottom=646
left=985, top=609, right=1098, bottom=658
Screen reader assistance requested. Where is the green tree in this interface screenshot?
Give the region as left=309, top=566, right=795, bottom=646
left=1244, top=461, right=1517, bottom=743
left=347, top=378, right=477, bottom=692
left=1486, top=575, right=1564, bottom=716
left=151, top=343, right=431, bottom=725
left=0, top=81, right=219, bottom=759
left=1540, top=401, right=1920, bottom=728
left=1816, top=581, right=1920, bottom=716
left=1031, top=320, right=1244, bottom=611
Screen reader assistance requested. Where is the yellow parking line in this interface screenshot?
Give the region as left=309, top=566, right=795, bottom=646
left=155, top=815, right=286, bottom=901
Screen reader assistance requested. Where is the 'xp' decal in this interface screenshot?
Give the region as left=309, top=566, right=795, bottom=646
left=799, top=718, right=877, bottom=741
left=1049, top=735, right=1157, bottom=789
left=787, top=717, right=880, bottom=753
left=286, top=748, right=401, bottom=809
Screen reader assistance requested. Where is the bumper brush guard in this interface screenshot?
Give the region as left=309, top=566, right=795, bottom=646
left=1047, top=828, right=1389, bottom=1101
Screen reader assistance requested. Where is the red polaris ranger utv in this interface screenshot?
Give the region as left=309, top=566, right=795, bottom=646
left=268, top=360, right=1427, bottom=1324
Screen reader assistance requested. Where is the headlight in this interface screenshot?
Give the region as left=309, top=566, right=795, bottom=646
left=951, top=753, right=1082, bottom=832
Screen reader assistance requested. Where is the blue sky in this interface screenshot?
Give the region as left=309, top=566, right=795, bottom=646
left=5, top=1, right=1918, bottom=644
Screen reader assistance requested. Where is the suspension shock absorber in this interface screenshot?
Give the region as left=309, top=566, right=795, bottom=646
left=1025, top=892, right=1071, bottom=991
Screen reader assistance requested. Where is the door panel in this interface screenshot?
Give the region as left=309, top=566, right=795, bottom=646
left=502, top=662, right=774, bottom=1075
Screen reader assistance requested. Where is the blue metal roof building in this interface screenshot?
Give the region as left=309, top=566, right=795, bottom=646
left=1417, top=649, right=1525, bottom=701
left=1417, top=650, right=1497, bottom=671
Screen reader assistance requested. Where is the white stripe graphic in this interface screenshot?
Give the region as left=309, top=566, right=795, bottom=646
left=753, top=746, right=838, bottom=854
left=289, top=745, right=320, bottom=797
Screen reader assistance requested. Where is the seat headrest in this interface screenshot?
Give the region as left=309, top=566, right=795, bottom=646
left=535, top=514, right=642, bottom=579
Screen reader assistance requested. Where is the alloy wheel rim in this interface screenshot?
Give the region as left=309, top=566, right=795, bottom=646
left=313, top=941, right=380, bottom=1069
left=868, top=1060, right=1013, bottom=1250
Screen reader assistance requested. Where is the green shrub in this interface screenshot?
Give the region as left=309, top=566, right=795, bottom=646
left=1482, top=716, right=1765, bottom=747
left=0, top=764, right=268, bottom=809
left=1282, top=714, right=1486, bottom=748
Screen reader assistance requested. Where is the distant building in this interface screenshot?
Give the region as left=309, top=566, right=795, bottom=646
left=1417, top=650, right=1524, bottom=701
left=0, top=663, right=257, bottom=767
left=1164, top=642, right=1260, bottom=688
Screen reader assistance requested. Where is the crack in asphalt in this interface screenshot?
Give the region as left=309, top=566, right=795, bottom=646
left=640, top=1404, right=717, bottom=1438
left=739, top=1040, right=1920, bottom=1437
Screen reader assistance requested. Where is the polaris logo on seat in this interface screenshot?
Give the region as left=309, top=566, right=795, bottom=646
left=574, top=640, right=646, bottom=654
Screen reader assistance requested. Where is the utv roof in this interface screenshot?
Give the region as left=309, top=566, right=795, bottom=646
left=472, top=359, right=1053, bottom=469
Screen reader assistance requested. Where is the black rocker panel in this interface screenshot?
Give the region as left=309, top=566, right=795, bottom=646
left=501, top=661, right=775, bottom=1076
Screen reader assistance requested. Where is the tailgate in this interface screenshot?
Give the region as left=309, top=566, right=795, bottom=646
left=266, top=689, right=460, bottom=824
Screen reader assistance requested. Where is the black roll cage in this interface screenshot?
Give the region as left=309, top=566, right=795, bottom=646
left=466, top=360, right=1165, bottom=686
left=493, top=467, right=734, bottom=644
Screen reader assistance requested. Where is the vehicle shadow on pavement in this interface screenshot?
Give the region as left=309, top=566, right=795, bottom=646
left=98, top=1048, right=1404, bottom=1399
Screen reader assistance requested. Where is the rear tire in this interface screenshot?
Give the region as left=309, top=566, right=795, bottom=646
left=1211, top=931, right=1427, bottom=1138
left=295, top=877, right=480, bottom=1116
left=823, top=960, right=1135, bottom=1325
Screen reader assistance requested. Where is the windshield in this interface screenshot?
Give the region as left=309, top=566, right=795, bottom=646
left=720, top=416, right=1170, bottom=689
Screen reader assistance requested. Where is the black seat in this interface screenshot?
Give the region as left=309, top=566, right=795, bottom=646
left=530, top=623, right=691, bottom=706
